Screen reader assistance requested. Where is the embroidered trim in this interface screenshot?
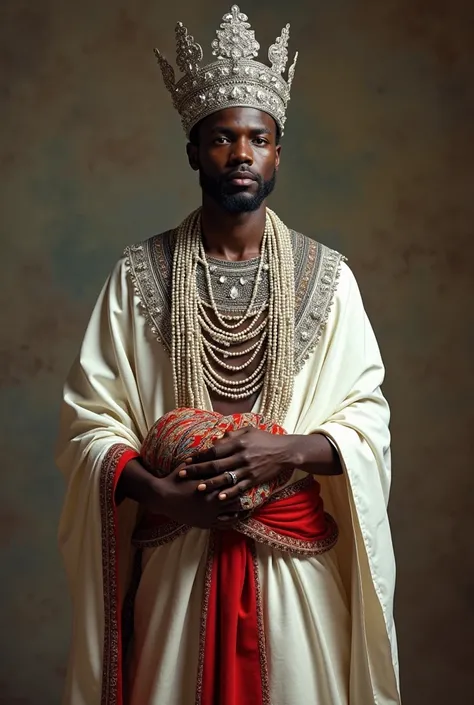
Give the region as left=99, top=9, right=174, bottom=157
left=294, top=242, right=346, bottom=374
left=100, top=443, right=135, bottom=705
left=251, top=542, right=271, bottom=705
left=267, top=474, right=314, bottom=503
left=236, top=512, right=338, bottom=557
left=195, top=534, right=216, bottom=705
left=124, top=232, right=174, bottom=354
left=132, top=520, right=190, bottom=548
left=124, top=226, right=345, bottom=375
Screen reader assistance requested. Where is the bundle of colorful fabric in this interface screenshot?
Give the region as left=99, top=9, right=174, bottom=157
left=140, top=406, right=292, bottom=510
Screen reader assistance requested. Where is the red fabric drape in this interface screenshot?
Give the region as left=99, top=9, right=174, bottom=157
left=201, top=480, right=332, bottom=705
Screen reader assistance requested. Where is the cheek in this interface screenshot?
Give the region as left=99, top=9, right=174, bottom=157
left=257, top=153, right=278, bottom=176
left=199, top=151, right=226, bottom=174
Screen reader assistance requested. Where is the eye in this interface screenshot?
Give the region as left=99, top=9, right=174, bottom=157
left=214, top=136, right=230, bottom=145
left=253, top=137, right=269, bottom=146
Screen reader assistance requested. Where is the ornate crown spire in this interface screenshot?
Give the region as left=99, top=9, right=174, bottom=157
left=154, top=5, right=298, bottom=137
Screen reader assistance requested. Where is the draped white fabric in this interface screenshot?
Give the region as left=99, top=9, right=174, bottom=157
left=56, top=253, right=400, bottom=705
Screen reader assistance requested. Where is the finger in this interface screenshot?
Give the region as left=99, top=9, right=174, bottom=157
left=219, top=428, right=250, bottom=441
left=184, top=453, right=244, bottom=482
left=203, top=490, right=241, bottom=513
left=178, top=453, right=213, bottom=478
left=218, top=478, right=253, bottom=502
left=171, top=462, right=189, bottom=479
left=187, top=435, right=246, bottom=468
left=184, top=443, right=217, bottom=467
left=196, top=464, right=248, bottom=493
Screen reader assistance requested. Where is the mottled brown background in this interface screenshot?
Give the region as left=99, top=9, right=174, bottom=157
left=1, top=0, right=473, bottom=703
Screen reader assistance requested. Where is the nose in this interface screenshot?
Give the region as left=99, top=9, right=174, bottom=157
left=228, top=137, right=253, bottom=166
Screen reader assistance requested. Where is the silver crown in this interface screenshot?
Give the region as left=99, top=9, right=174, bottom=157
left=154, top=5, right=298, bottom=137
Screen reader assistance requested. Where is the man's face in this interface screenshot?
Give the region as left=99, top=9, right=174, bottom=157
left=187, top=107, right=281, bottom=213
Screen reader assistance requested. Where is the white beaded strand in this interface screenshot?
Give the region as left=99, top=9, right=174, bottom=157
left=170, top=207, right=295, bottom=423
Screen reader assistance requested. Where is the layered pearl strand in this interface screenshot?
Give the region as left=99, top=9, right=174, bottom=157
left=171, top=208, right=295, bottom=424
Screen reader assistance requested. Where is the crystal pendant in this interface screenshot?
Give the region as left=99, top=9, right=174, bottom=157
left=219, top=275, right=227, bottom=283
left=229, top=286, right=239, bottom=299
left=240, top=277, right=247, bottom=285
left=209, top=264, right=217, bottom=273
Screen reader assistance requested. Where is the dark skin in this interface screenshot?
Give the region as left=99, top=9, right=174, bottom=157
left=116, top=107, right=342, bottom=527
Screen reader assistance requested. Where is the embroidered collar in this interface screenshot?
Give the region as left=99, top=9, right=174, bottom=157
left=125, top=228, right=344, bottom=375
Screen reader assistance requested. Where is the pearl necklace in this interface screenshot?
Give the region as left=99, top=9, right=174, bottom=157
left=171, top=208, right=295, bottom=424
left=196, top=233, right=270, bottom=398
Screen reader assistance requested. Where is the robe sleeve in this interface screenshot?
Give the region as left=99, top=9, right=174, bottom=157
left=56, top=256, right=144, bottom=705
left=296, top=261, right=400, bottom=703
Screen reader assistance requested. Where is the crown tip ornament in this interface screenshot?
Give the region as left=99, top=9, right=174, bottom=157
left=154, top=5, right=298, bottom=137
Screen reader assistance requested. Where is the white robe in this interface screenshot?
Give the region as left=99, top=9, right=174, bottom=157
left=56, top=249, right=400, bottom=705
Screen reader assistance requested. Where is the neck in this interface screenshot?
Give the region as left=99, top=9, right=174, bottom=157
left=200, top=195, right=267, bottom=261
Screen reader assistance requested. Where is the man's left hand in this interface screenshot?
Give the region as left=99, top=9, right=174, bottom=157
left=179, top=428, right=300, bottom=501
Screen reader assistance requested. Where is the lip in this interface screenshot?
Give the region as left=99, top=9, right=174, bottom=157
left=226, top=172, right=257, bottom=186
left=228, top=177, right=256, bottom=186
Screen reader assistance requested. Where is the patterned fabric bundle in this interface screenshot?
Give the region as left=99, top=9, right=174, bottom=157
left=141, top=407, right=292, bottom=510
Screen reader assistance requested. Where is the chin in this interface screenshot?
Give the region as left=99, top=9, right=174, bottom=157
left=220, top=195, right=264, bottom=213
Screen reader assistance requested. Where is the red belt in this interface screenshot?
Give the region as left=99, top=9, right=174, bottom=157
left=133, top=477, right=338, bottom=705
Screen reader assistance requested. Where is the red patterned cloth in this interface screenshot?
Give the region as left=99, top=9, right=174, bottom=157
left=141, top=407, right=292, bottom=511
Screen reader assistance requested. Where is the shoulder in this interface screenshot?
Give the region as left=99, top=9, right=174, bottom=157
left=291, top=229, right=350, bottom=373
left=291, top=229, right=346, bottom=271
left=290, top=229, right=360, bottom=299
left=96, top=228, right=175, bottom=317
left=290, top=228, right=349, bottom=300
left=119, top=228, right=175, bottom=292
left=112, top=229, right=175, bottom=352
left=123, top=228, right=175, bottom=266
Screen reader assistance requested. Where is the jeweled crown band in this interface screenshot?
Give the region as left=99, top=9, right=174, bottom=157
left=154, top=5, right=298, bottom=137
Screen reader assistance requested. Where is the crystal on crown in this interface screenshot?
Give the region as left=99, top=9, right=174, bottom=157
left=154, top=5, right=298, bottom=137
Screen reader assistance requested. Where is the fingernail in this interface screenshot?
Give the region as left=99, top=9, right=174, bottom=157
left=185, top=457, right=192, bottom=464
left=179, top=470, right=187, bottom=477
left=197, top=483, right=206, bottom=491
left=219, top=493, right=227, bottom=500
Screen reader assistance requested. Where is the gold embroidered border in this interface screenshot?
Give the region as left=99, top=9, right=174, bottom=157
left=267, top=474, right=314, bottom=503
left=132, top=520, right=191, bottom=548
left=100, top=443, right=133, bottom=705
left=236, top=513, right=338, bottom=557
left=195, top=534, right=216, bottom=705
left=251, top=542, right=271, bottom=705
left=124, top=233, right=173, bottom=354
left=294, top=241, right=346, bottom=375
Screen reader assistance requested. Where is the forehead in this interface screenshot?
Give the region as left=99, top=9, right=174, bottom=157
left=198, top=107, right=277, bottom=134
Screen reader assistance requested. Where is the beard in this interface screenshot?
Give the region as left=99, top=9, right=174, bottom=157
left=199, top=168, right=277, bottom=213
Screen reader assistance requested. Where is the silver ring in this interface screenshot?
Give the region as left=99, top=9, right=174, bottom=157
left=227, top=470, right=238, bottom=486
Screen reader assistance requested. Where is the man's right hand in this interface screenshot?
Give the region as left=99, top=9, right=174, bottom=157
left=116, top=457, right=242, bottom=530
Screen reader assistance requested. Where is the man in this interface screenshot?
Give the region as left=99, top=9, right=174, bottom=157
left=56, top=6, right=400, bottom=705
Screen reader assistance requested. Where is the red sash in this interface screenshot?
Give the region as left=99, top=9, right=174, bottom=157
left=133, top=478, right=338, bottom=705
left=201, top=479, right=337, bottom=705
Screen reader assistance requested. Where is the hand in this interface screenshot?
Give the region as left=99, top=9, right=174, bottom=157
left=147, top=462, right=243, bottom=529
left=179, top=428, right=298, bottom=502
left=118, top=457, right=242, bottom=530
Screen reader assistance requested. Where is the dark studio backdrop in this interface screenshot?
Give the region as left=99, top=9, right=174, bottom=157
left=0, top=1, right=473, bottom=703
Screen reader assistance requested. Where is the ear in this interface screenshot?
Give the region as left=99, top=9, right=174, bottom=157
left=186, top=142, right=200, bottom=171
left=275, top=144, right=282, bottom=172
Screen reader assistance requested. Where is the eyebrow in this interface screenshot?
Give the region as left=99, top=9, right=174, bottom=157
left=210, top=126, right=273, bottom=136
